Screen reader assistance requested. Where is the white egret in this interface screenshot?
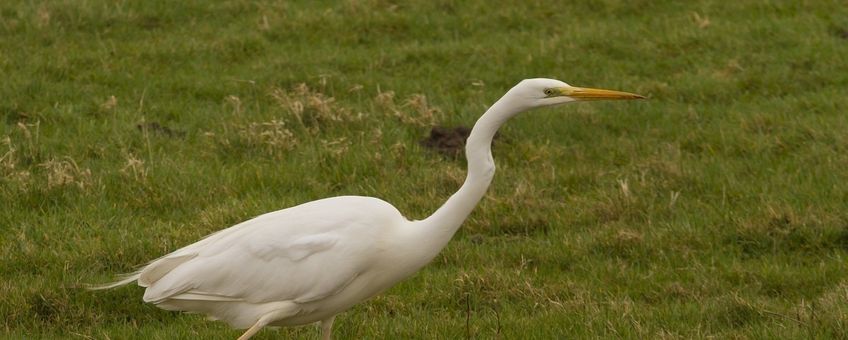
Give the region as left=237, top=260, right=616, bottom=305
left=93, top=78, right=643, bottom=339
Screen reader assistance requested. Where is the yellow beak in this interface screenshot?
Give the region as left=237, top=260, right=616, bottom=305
left=558, top=86, right=645, bottom=101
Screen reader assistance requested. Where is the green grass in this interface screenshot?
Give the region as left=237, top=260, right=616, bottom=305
left=2, top=0, right=848, bottom=338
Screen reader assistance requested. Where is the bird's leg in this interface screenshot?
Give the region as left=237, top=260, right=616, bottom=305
left=320, top=316, right=335, bottom=340
left=237, top=302, right=299, bottom=340
left=237, top=318, right=268, bottom=340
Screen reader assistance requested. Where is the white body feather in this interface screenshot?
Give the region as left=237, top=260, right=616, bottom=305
left=131, top=196, right=435, bottom=328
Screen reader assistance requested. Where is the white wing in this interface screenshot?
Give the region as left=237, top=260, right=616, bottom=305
left=138, top=196, right=405, bottom=305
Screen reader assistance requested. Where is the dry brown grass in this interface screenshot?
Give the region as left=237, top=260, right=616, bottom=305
left=0, top=136, right=32, bottom=190
left=119, top=153, right=147, bottom=181
left=271, top=83, right=362, bottom=133
left=794, top=281, right=848, bottom=332
left=38, top=157, right=93, bottom=190
left=374, top=90, right=442, bottom=128
left=237, top=119, right=298, bottom=152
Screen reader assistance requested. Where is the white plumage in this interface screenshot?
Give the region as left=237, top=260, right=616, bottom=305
left=94, top=78, right=643, bottom=339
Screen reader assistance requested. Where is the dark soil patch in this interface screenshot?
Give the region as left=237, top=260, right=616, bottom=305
left=136, top=122, right=185, bottom=138
left=420, top=125, right=471, bottom=158
left=831, top=27, right=848, bottom=40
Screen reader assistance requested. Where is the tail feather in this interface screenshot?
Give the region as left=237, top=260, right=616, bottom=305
left=86, top=272, right=141, bottom=290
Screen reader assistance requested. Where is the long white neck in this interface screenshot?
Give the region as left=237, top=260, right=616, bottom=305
left=411, top=90, right=529, bottom=256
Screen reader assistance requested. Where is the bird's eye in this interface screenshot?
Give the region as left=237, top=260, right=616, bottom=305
left=543, top=88, right=555, bottom=96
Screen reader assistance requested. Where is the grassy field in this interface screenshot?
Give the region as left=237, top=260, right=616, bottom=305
left=2, top=0, right=848, bottom=338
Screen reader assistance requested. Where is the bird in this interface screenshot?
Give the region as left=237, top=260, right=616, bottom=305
left=92, top=78, right=644, bottom=339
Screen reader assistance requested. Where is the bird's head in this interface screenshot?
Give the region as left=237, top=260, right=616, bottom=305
left=507, top=78, right=644, bottom=109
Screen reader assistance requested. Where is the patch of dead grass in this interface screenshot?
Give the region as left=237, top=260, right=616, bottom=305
left=38, top=157, right=92, bottom=190
left=793, top=281, right=848, bottom=333
left=374, top=90, right=442, bottom=128
left=1, top=137, right=32, bottom=190
left=119, top=153, right=147, bottom=181
left=237, top=119, right=298, bottom=152
left=270, top=83, right=362, bottom=133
